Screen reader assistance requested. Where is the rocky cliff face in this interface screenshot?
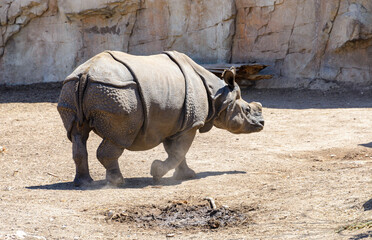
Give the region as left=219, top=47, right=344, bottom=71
left=0, top=0, right=371, bottom=89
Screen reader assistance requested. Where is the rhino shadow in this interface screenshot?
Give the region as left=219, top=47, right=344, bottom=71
left=347, top=231, right=372, bottom=240
left=359, top=142, right=372, bottom=148
left=26, top=170, right=246, bottom=191
left=363, top=198, right=372, bottom=211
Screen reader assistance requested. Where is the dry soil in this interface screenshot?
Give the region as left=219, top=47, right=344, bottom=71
left=0, top=84, right=371, bottom=239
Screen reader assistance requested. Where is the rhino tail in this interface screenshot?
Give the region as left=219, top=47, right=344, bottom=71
left=74, top=73, right=89, bottom=126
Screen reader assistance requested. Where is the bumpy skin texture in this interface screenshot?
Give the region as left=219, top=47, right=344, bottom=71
left=57, top=51, right=264, bottom=186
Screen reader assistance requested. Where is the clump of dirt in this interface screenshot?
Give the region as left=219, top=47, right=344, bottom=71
left=287, top=148, right=372, bottom=162
left=341, top=151, right=371, bottom=161
left=104, top=200, right=255, bottom=230
left=0, top=146, right=6, bottom=153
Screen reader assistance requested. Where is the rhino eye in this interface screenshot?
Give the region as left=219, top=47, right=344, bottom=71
left=244, top=106, right=251, bottom=114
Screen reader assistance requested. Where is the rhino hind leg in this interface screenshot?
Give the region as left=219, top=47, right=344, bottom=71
left=150, top=129, right=197, bottom=182
left=97, top=139, right=125, bottom=186
left=71, top=123, right=93, bottom=187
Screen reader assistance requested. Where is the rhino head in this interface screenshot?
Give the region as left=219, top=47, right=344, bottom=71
left=213, top=67, right=264, bottom=134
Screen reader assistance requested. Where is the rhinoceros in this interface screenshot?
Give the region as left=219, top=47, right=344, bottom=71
left=57, top=50, right=264, bottom=186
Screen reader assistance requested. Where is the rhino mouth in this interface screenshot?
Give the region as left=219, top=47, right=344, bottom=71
left=254, top=118, right=264, bottom=129
left=230, top=121, right=264, bottom=134
left=254, top=124, right=264, bottom=131
left=250, top=123, right=264, bottom=132
left=244, top=117, right=264, bottom=133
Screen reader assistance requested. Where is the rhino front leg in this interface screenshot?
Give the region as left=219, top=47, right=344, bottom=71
left=97, top=139, right=125, bottom=186
left=150, top=129, right=197, bottom=182
left=173, top=159, right=196, bottom=180
left=71, top=123, right=93, bottom=187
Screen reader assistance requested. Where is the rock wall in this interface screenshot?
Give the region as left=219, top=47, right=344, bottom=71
left=233, top=0, right=372, bottom=89
left=0, top=0, right=371, bottom=89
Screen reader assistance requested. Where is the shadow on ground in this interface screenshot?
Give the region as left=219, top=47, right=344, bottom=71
left=26, top=170, right=246, bottom=191
left=363, top=198, right=372, bottom=211
left=348, top=231, right=372, bottom=240
left=242, top=89, right=372, bottom=109
left=359, top=142, right=372, bottom=148
left=2, top=82, right=372, bottom=109
left=0, top=82, right=62, bottom=103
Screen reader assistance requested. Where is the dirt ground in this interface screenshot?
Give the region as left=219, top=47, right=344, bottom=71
left=0, top=84, right=371, bottom=240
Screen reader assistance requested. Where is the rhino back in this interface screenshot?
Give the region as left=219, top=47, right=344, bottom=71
left=65, top=52, right=134, bottom=87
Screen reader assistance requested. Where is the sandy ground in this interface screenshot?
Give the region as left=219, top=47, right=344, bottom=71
left=0, top=84, right=371, bottom=240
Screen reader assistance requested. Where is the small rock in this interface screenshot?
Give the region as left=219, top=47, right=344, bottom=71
left=166, top=233, right=175, bottom=237
left=0, top=146, right=5, bottom=153
left=16, top=230, right=27, bottom=239
left=107, top=210, right=114, bottom=218
left=33, top=236, right=46, bottom=240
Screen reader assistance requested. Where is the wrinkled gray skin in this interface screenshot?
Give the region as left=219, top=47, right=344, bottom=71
left=57, top=52, right=264, bottom=187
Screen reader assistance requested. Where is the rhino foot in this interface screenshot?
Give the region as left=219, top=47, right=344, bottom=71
left=173, top=168, right=196, bottom=180
left=74, top=175, right=93, bottom=187
left=106, top=170, right=124, bottom=186
left=150, top=160, right=168, bottom=181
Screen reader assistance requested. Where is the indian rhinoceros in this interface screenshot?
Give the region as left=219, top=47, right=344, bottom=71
left=57, top=50, right=264, bottom=186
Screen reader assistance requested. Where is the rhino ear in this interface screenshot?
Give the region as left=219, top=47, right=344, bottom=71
left=222, top=67, right=236, bottom=89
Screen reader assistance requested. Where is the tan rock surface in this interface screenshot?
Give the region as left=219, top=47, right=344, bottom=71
left=0, top=0, right=371, bottom=89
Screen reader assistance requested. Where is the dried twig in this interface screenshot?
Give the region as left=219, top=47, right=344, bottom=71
left=204, top=197, right=217, bottom=210
left=46, top=172, right=59, bottom=178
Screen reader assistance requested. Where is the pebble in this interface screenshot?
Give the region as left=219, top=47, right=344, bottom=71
left=16, top=230, right=27, bottom=239
left=107, top=210, right=114, bottom=218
